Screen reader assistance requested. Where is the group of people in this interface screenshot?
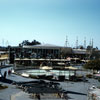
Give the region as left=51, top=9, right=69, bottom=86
left=0, top=68, right=12, bottom=79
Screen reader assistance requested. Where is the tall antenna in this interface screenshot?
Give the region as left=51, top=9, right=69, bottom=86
left=89, top=38, right=92, bottom=46
left=76, top=36, right=78, bottom=49
left=84, top=37, right=86, bottom=49
left=65, top=36, right=68, bottom=47
left=2, top=39, right=4, bottom=47
left=6, top=40, right=9, bottom=46
left=92, top=38, right=93, bottom=48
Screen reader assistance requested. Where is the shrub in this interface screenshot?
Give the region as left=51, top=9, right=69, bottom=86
left=86, top=74, right=93, bottom=78
left=0, top=84, right=8, bottom=90
left=29, top=74, right=38, bottom=79
left=84, top=60, right=100, bottom=70
left=98, top=78, right=100, bottom=82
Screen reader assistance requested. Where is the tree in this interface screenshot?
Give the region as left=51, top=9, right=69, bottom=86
left=30, top=40, right=41, bottom=45
left=79, top=46, right=84, bottom=49
left=60, top=47, right=72, bottom=58
left=87, top=46, right=93, bottom=50
left=19, top=40, right=41, bottom=46
left=91, top=50, right=100, bottom=59
left=84, top=59, right=100, bottom=71
left=20, top=40, right=30, bottom=46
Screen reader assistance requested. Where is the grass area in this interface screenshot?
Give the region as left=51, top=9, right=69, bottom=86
left=0, top=84, right=8, bottom=90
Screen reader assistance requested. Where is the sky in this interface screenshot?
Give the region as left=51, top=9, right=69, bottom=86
left=0, top=0, right=100, bottom=48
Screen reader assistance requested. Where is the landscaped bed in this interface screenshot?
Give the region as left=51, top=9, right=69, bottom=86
left=0, top=84, right=8, bottom=90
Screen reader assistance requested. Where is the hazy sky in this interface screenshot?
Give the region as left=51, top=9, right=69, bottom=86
left=0, top=0, right=100, bottom=48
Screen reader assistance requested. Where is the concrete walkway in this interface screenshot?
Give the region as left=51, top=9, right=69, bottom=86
left=60, top=78, right=100, bottom=100
left=0, top=82, right=33, bottom=100
left=0, top=67, right=100, bottom=100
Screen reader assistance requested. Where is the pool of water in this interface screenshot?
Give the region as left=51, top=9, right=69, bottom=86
left=25, top=69, right=75, bottom=79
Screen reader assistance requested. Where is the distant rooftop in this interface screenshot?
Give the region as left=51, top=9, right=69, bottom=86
left=23, top=44, right=64, bottom=49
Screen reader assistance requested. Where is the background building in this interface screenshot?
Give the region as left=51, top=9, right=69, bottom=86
left=8, top=44, right=92, bottom=66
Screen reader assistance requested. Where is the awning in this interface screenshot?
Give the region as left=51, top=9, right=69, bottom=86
left=40, top=66, right=53, bottom=70
left=65, top=66, right=78, bottom=70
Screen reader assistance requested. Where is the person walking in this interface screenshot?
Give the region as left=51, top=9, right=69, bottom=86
left=36, top=94, right=41, bottom=100
left=4, top=71, right=7, bottom=79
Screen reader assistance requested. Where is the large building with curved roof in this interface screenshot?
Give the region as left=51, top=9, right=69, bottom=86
left=8, top=44, right=91, bottom=65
